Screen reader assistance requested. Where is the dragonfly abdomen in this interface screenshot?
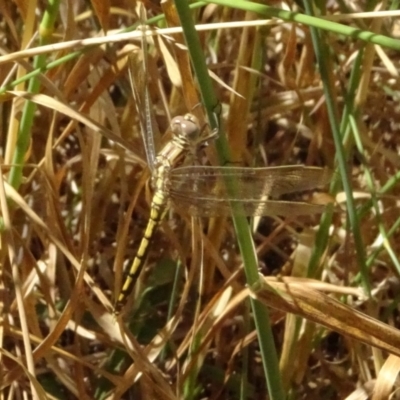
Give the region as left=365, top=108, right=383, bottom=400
left=114, top=166, right=170, bottom=315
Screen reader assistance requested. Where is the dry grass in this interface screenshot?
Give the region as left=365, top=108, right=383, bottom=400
left=1, top=1, right=400, bottom=399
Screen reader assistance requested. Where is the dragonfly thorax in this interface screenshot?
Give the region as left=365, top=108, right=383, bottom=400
left=151, top=157, right=171, bottom=192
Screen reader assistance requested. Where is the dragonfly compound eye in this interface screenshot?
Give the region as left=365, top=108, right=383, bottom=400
left=171, top=114, right=201, bottom=143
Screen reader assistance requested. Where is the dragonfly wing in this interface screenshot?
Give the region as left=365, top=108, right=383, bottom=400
left=169, top=165, right=331, bottom=217
left=170, top=197, right=326, bottom=217
left=128, top=32, right=159, bottom=170
left=169, top=165, right=332, bottom=199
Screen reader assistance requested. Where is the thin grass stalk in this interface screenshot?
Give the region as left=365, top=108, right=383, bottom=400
left=0, top=51, right=84, bottom=95
left=3, top=1, right=400, bottom=98
left=0, top=175, right=37, bottom=397
left=365, top=216, right=400, bottom=273
left=240, top=299, right=251, bottom=399
left=335, top=7, right=396, bottom=287
left=8, top=0, right=61, bottom=191
left=349, top=116, right=400, bottom=275
left=345, top=11, right=400, bottom=279
left=361, top=172, right=400, bottom=271
left=204, top=0, right=400, bottom=50
left=160, top=259, right=183, bottom=362
left=173, top=1, right=285, bottom=399
left=301, top=1, right=370, bottom=295
left=0, top=3, right=208, bottom=97
left=358, top=170, right=400, bottom=224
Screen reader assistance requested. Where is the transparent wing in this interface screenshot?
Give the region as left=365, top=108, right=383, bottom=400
left=128, top=21, right=159, bottom=170
left=169, top=165, right=332, bottom=217
left=170, top=198, right=326, bottom=217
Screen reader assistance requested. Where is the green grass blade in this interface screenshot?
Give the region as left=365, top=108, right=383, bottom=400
left=8, top=0, right=61, bottom=191
left=174, top=1, right=285, bottom=399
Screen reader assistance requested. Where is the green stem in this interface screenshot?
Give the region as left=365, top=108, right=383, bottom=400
left=174, top=1, right=285, bottom=399
left=9, top=0, right=61, bottom=190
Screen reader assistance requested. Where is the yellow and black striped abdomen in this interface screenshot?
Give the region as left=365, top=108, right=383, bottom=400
left=113, top=125, right=196, bottom=315
left=114, top=165, right=170, bottom=315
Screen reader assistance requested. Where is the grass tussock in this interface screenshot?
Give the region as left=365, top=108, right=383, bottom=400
left=1, top=1, right=400, bottom=399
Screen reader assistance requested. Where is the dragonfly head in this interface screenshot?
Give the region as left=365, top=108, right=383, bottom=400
left=170, top=114, right=202, bottom=146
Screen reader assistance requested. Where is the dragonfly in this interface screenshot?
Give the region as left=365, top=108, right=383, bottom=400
left=113, top=26, right=332, bottom=315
